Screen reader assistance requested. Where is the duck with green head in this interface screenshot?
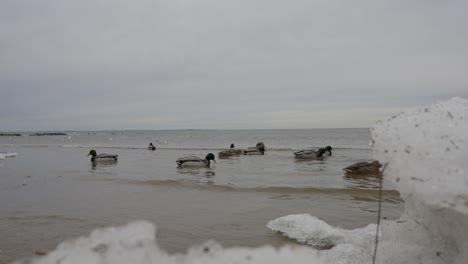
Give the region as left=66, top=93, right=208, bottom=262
left=176, top=153, right=216, bottom=167
left=294, top=148, right=326, bottom=159
left=86, top=150, right=118, bottom=162
left=324, top=146, right=333, bottom=156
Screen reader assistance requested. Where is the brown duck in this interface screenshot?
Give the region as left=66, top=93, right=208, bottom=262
left=343, top=160, right=382, bottom=174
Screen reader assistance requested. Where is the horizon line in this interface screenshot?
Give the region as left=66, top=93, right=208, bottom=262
left=1, top=127, right=371, bottom=133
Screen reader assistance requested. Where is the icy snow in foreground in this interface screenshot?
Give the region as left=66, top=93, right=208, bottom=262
left=269, top=97, right=468, bottom=264
left=13, top=221, right=328, bottom=264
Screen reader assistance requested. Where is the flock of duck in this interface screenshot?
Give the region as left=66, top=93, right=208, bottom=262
left=86, top=142, right=381, bottom=174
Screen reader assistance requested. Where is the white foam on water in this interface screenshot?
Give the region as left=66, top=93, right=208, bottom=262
left=2, top=152, right=18, bottom=157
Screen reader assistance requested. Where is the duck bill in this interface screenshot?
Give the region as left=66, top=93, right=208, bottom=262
left=212, top=159, right=217, bottom=164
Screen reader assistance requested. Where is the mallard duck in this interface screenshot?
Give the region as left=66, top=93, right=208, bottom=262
left=148, top=143, right=156, bottom=150
left=243, top=142, right=266, bottom=155
left=218, top=148, right=242, bottom=158
left=343, top=160, right=381, bottom=174
left=86, top=150, right=118, bottom=162
left=324, top=146, right=332, bottom=156
left=294, top=148, right=326, bottom=159
left=176, top=153, right=216, bottom=167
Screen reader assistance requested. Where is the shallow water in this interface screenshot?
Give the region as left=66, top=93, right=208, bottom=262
left=0, top=129, right=403, bottom=263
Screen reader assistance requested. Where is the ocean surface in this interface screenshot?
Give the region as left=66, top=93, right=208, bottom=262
left=0, top=129, right=403, bottom=263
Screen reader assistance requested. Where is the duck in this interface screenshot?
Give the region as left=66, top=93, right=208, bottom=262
left=294, top=148, right=326, bottom=159
left=343, top=160, right=382, bottom=174
left=148, top=143, right=156, bottom=150
left=176, top=153, right=216, bottom=167
left=243, top=142, right=266, bottom=155
left=86, top=150, right=118, bottom=162
left=218, top=148, right=243, bottom=158
left=324, top=146, right=332, bottom=156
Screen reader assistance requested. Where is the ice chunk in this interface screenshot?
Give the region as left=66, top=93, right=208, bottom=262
left=372, top=97, right=468, bottom=213
left=14, top=221, right=328, bottom=264
left=268, top=97, right=468, bottom=264
left=267, top=214, right=376, bottom=264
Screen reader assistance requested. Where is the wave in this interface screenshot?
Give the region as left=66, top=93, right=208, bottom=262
left=98, top=178, right=401, bottom=202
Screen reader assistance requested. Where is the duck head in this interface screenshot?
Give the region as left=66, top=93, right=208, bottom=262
left=325, top=146, right=332, bottom=151
left=87, top=149, right=97, bottom=157
left=205, top=153, right=216, bottom=163
left=371, top=160, right=382, bottom=168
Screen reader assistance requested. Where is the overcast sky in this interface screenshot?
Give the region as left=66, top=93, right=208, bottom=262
left=1, top=0, right=467, bottom=131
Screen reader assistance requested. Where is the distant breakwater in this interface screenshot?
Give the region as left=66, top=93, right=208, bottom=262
left=0, top=132, right=68, bottom=136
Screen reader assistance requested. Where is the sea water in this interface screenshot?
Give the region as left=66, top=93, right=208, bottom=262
left=6, top=98, right=467, bottom=264
left=6, top=98, right=464, bottom=264
left=0, top=128, right=402, bottom=263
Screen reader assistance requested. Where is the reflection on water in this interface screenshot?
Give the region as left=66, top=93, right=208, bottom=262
left=293, top=158, right=326, bottom=164
left=90, top=160, right=118, bottom=170
left=343, top=172, right=382, bottom=189
left=177, top=167, right=216, bottom=177
left=176, top=167, right=216, bottom=185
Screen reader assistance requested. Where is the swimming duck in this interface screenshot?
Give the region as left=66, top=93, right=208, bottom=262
left=218, top=148, right=243, bottom=158
left=324, top=146, right=332, bottom=156
left=176, top=153, right=216, bottom=167
left=343, top=160, right=382, bottom=174
left=86, top=150, right=118, bottom=162
left=148, top=143, right=156, bottom=150
left=294, top=148, right=326, bottom=159
left=243, top=142, right=266, bottom=155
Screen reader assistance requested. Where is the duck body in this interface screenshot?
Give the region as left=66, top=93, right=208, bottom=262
left=87, top=150, right=118, bottom=162
left=294, top=149, right=319, bottom=159
left=343, top=160, right=381, bottom=174
left=294, top=148, right=325, bottom=159
left=243, top=142, right=266, bottom=155
left=243, top=147, right=264, bottom=155
left=218, top=149, right=242, bottom=158
left=177, top=153, right=216, bottom=167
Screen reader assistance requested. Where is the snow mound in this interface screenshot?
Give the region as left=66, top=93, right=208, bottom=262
left=268, top=97, right=468, bottom=264
left=13, top=221, right=328, bottom=264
